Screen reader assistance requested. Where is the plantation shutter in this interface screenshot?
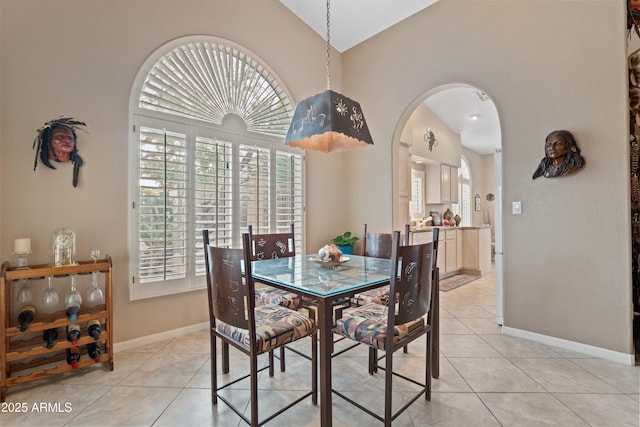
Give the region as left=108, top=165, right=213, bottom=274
left=275, top=151, right=303, bottom=254
left=194, top=136, right=233, bottom=275
left=138, top=126, right=188, bottom=283
left=238, top=145, right=271, bottom=232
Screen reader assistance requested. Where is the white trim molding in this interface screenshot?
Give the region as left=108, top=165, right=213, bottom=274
left=502, top=326, right=635, bottom=366
left=113, top=322, right=209, bottom=353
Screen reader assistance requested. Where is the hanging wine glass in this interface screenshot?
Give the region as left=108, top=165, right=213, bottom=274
left=87, top=249, right=104, bottom=305
left=16, top=279, right=32, bottom=305
left=42, top=276, right=60, bottom=309
left=65, top=274, right=82, bottom=322
left=65, top=274, right=82, bottom=308
left=87, top=273, right=104, bottom=305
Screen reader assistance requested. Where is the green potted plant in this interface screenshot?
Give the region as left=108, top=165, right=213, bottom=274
left=332, top=231, right=359, bottom=255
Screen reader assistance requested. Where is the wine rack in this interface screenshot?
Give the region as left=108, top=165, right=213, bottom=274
left=0, top=257, right=114, bottom=401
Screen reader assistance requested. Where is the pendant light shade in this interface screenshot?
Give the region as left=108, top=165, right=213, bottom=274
left=284, top=89, right=373, bottom=153
left=284, top=0, right=374, bottom=153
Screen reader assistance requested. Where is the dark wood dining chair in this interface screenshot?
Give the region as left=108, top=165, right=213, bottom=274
left=204, top=232, right=317, bottom=427
left=332, top=231, right=436, bottom=426
left=248, top=224, right=311, bottom=371
left=349, top=223, right=410, bottom=307
left=249, top=224, right=301, bottom=310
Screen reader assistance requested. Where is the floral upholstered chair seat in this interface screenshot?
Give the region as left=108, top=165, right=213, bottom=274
left=216, top=303, right=316, bottom=353
left=350, top=285, right=390, bottom=306
left=254, top=286, right=302, bottom=310
left=334, top=303, right=424, bottom=351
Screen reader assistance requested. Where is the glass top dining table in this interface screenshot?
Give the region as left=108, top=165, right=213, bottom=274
left=252, top=254, right=440, bottom=426
left=252, top=254, right=393, bottom=298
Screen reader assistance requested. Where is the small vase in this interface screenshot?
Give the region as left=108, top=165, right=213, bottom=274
left=337, top=245, right=353, bottom=255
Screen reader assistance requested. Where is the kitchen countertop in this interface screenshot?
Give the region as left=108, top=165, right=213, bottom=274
left=411, top=225, right=491, bottom=232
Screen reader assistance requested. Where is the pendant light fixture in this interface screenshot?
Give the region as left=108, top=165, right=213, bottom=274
left=284, top=0, right=374, bottom=153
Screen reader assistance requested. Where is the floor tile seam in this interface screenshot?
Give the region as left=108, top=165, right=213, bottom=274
left=474, top=390, right=591, bottom=427
left=469, top=389, right=507, bottom=426
left=149, top=386, right=185, bottom=427
left=506, top=357, right=628, bottom=395
left=441, top=354, right=477, bottom=393
left=447, top=354, right=554, bottom=395
left=180, top=355, right=209, bottom=390
left=563, top=357, right=634, bottom=394
left=59, top=382, right=114, bottom=427
left=566, top=358, right=640, bottom=394
left=476, top=333, right=523, bottom=360
left=552, top=391, right=639, bottom=398
left=545, top=391, right=594, bottom=426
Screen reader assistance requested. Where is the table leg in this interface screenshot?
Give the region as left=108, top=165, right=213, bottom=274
left=432, top=272, right=440, bottom=378
left=318, top=299, right=333, bottom=427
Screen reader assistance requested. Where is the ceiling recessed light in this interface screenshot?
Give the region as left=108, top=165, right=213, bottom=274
left=415, top=159, right=423, bottom=164
left=468, top=113, right=481, bottom=121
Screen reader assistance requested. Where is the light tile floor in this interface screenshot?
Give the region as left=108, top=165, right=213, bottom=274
left=2, top=273, right=639, bottom=426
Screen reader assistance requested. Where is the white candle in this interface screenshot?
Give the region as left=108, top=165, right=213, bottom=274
left=14, top=238, right=31, bottom=253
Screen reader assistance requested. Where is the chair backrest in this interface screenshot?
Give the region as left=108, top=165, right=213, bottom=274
left=362, top=223, right=410, bottom=259
left=388, top=230, right=435, bottom=326
left=204, top=231, right=256, bottom=332
left=247, top=224, right=295, bottom=261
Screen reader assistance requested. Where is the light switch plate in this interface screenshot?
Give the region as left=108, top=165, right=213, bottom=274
left=512, top=201, right=522, bottom=215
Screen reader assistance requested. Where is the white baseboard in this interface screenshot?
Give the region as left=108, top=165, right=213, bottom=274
left=113, top=322, right=209, bottom=353
left=502, top=326, right=636, bottom=366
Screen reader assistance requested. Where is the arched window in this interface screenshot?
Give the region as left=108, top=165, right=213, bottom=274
left=129, top=36, right=303, bottom=300
left=453, top=156, right=472, bottom=226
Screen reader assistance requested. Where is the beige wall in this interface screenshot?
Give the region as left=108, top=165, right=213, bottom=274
left=0, top=0, right=634, bottom=356
left=0, top=0, right=346, bottom=342
left=407, top=103, right=461, bottom=167
left=343, top=0, right=631, bottom=354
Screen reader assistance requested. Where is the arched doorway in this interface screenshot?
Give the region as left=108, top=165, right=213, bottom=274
left=392, top=83, right=504, bottom=324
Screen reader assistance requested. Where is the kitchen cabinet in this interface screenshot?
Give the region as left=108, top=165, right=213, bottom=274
left=411, top=231, right=433, bottom=245
left=1, top=257, right=114, bottom=401
left=426, top=164, right=458, bottom=204
left=444, top=230, right=457, bottom=273
left=411, top=227, right=492, bottom=279
left=462, top=228, right=492, bottom=276
left=456, top=229, right=463, bottom=270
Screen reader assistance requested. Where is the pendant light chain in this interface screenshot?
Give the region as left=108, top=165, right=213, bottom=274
left=326, top=0, right=331, bottom=90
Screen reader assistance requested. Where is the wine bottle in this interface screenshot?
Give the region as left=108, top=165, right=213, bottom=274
left=42, top=327, right=59, bottom=348
left=65, top=304, right=80, bottom=322
left=87, top=342, right=101, bottom=362
left=87, top=319, right=101, bottom=340
left=66, top=324, right=81, bottom=345
left=17, top=305, right=36, bottom=331
left=66, top=347, right=80, bottom=369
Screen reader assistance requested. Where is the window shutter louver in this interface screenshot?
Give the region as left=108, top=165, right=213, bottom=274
left=138, top=127, right=188, bottom=283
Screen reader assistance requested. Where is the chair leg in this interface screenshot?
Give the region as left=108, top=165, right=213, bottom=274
left=211, top=332, right=218, bottom=404
left=403, top=344, right=408, bottom=353
left=222, top=341, right=230, bottom=374
left=368, top=347, right=377, bottom=374
left=311, top=331, right=318, bottom=405
left=250, top=352, right=259, bottom=427
left=384, top=348, right=393, bottom=427
left=280, top=346, right=286, bottom=372
left=426, top=331, right=432, bottom=401
left=268, top=350, right=275, bottom=377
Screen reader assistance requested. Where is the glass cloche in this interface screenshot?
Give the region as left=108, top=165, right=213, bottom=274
left=51, top=228, right=76, bottom=266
